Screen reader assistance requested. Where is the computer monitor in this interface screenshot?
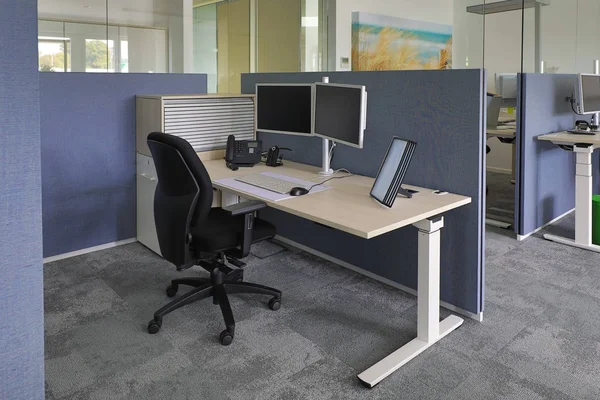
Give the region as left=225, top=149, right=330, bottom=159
left=574, top=74, right=600, bottom=114
left=370, top=137, right=417, bottom=207
left=256, top=84, right=314, bottom=136
left=313, top=83, right=367, bottom=149
left=495, top=73, right=518, bottom=99
left=487, top=95, right=503, bottom=128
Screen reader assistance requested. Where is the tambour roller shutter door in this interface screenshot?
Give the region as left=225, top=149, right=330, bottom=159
left=163, top=97, right=255, bottom=152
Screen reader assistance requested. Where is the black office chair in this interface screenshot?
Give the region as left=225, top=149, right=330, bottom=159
left=146, top=132, right=282, bottom=346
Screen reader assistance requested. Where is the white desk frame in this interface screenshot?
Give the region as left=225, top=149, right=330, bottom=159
left=538, top=132, right=600, bottom=252
left=357, top=217, right=463, bottom=388
left=545, top=143, right=600, bottom=252
left=205, top=160, right=471, bottom=388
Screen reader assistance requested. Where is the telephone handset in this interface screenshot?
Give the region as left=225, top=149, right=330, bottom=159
left=266, top=146, right=282, bottom=167
left=225, top=135, right=262, bottom=170
left=264, top=146, right=292, bottom=167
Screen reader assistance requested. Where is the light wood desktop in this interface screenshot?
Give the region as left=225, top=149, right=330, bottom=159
left=204, top=160, right=470, bottom=239
left=538, top=131, right=600, bottom=252
left=201, top=157, right=472, bottom=388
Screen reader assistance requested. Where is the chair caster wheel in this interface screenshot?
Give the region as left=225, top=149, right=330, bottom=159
left=219, top=330, right=234, bottom=346
left=166, top=285, right=178, bottom=298
left=148, top=319, right=162, bottom=334
left=268, top=298, right=281, bottom=311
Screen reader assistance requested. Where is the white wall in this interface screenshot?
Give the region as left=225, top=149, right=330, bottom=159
left=537, top=0, right=600, bottom=75
left=331, top=0, right=454, bottom=71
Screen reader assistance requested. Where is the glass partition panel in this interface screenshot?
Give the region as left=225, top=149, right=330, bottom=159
left=107, top=0, right=174, bottom=73
left=38, top=20, right=71, bottom=72
left=216, top=0, right=251, bottom=93
left=39, top=0, right=326, bottom=89
left=483, top=3, right=524, bottom=95
left=38, top=0, right=108, bottom=72
left=64, top=22, right=109, bottom=73
left=117, top=26, right=168, bottom=73
left=301, top=0, right=325, bottom=72
left=257, top=0, right=301, bottom=73
left=453, top=0, right=485, bottom=70
left=193, top=4, right=218, bottom=92
left=536, top=0, right=576, bottom=74
left=528, top=0, right=600, bottom=75
left=573, top=1, right=600, bottom=74
left=39, top=0, right=170, bottom=74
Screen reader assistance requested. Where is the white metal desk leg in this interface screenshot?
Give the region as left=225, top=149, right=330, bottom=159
left=543, top=144, right=600, bottom=252
left=357, top=216, right=463, bottom=388
left=574, top=145, right=593, bottom=246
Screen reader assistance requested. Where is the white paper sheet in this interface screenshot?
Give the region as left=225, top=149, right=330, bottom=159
left=215, top=172, right=331, bottom=202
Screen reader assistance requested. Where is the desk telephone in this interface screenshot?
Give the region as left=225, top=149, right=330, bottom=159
left=225, top=135, right=262, bottom=170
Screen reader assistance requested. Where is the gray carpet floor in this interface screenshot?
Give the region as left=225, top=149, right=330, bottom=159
left=44, top=214, right=600, bottom=399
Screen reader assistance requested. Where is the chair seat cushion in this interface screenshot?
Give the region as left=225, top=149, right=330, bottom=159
left=190, top=208, right=275, bottom=252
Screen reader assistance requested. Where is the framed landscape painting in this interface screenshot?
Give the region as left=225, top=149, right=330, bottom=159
left=352, top=12, right=452, bottom=71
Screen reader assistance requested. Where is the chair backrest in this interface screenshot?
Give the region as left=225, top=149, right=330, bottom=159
left=147, top=132, right=213, bottom=269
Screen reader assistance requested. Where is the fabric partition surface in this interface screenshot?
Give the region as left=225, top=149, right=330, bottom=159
left=40, top=73, right=208, bottom=258
left=0, top=0, right=44, bottom=399
left=517, top=74, right=582, bottom=237
left=242, top=71, right=485, bottom=315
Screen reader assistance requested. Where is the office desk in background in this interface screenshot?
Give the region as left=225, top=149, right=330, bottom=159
left=538, top=131, right=600, bottom=253
left=202, top=159, right=472, bottom=387
left=487, top=125, right=517, bottom=182
left=487, top=128, right=516, bottom=141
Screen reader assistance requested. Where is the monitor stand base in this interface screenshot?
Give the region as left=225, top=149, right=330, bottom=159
left=397, top=187, right=415, bottom=199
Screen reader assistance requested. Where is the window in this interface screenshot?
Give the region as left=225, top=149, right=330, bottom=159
left=38, top=39, right=70, bottom=72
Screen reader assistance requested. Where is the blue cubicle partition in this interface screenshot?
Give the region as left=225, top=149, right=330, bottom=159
left=242, top=70, right=486, bottom=316
left=39, top=73, right=208, bottom=258
left=517, top=74, right=584, bottom=237
left=0, top=1, right=44, bottom=398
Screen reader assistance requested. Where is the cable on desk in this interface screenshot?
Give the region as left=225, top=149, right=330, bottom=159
left=309, top=168, right=351, bottom=182
left=306, top=172, right=353, bottom=192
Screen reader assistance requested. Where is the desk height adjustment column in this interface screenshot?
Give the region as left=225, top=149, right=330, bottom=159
left=575, top=145, right=594, bottom=246
left=543, top=143, right=600, bottom=252
left=358, top=216, right=464, bottom=388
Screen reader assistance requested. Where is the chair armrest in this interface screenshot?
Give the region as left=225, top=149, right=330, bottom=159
left=223, top=200, right=266, bottom=216
left=223, top=200, right=266, bottom=259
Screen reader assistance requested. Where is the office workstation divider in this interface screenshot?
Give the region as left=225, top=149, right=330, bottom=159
left=517, top=74, right=587, bottom=238
left=39, top=73, right=208, bottom=258
left=242, top=70, right=486, bottom=317
left=1, top=1, right=44, bottom=398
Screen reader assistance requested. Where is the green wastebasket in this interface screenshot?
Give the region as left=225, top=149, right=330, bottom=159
left=593, top=195, right=600, bottom=245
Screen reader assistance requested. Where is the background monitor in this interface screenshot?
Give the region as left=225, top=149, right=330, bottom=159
left=575, top=74, right=600, bottom=114
left=495, top=73, right=518, bottom=99
left=313, top=83, right=367, bottom=148
left=370, top=137, right=417, bottom=208
left=256, top=84, right=314, bottom=136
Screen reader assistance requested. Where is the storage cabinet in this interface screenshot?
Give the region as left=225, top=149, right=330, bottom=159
left=136, top=94, right=255, bottom=254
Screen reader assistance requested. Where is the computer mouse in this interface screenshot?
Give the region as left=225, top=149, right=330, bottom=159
left=289, top=187, right=309, bottom=196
